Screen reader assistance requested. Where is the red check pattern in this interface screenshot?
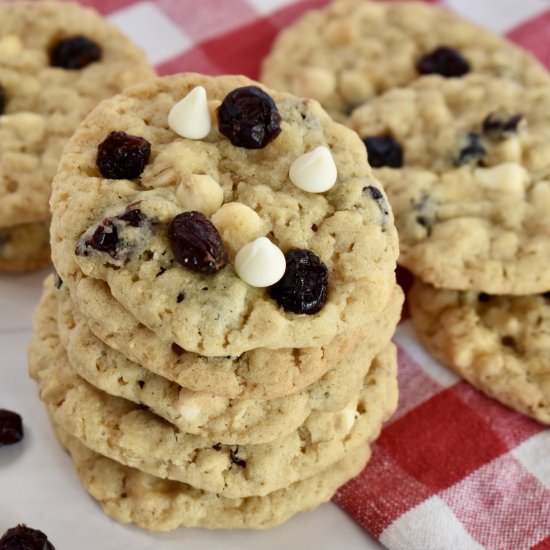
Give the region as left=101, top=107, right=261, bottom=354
left=73, top=0, right=550, bottom=547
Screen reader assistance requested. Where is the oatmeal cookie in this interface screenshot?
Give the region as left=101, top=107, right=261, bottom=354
left=0, top=1, right=153, bottom=271
left=409, top=279, right=550, bottom=423
left=261, top=0, right=549, bottom=120
left=50, top=73, right=398, bottom=356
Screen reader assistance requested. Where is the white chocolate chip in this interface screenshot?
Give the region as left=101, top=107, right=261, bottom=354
left=325, top=19, right=359, bottom=45
left=177, top=388, right=229, bottom=428
left=168, top=86, right=211, bottom=140
left=530, top=181, right=550, bottom=214
left=473, top=162, right=529, bottom=198
left=234, top=237, right=286, bottom=287
left=289, top=146, right=337, bottom=193
left=0, top=35, right=22, bottom=59
left=211, top=202, right=264, bottom=258
left=338, top=407, right=357, bottom=434
left=340, top=70, right=374, bottom=105
left=0, top=112, right=45, bottom=145
left=175, top=174, right=224, bottom=217
left=291, top=67, right=336, bottom=101
left=491, top=136, right=522, bottom=164
left=140, top=141, right=220, bottom=189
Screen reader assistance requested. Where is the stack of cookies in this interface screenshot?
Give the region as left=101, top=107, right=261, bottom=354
left=0, top=1, right=153, bottom=273
left=262, top=0, right=550, bottom=423
left=28, top=73, right=403, bottom=530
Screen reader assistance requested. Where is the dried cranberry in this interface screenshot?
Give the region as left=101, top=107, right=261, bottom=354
left=482, top=111, right=523, bottom=140
left=96, top=131, right=151, bottom=180
left=50, top=36, right=102, bottom=69
left=87, top=220, right=119, bottom=257
left=416, top=47, right=470, bottom=77
left=269, top=249, right=328, bottom=315
left=363, top=136, right=403, bottom=168
left=217, top=86, right=282, bottom=149
left=76, top=208, right=149, bottom=259
left=0, top=409, right=23, bottom=446
left=0, top=524, right=55, bottom=550
left=0, top=85, right=6, bottom=115
left=230, top=446, right=246, bottom=467
left=117, top=208, right=146, bottom=227
left=454, top=132, right=486, bottom=166
left=168, top=211, right=228, bottom=275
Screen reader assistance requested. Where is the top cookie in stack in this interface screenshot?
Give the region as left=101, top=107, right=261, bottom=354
left=29, top=72, right=402, bottom=530
left=50, top=73, right=399, bottom=356
left=0, top=1, right=154, bottom=273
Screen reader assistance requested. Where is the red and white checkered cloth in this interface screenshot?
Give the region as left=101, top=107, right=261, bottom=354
left=73, top=0, right=550, bottom=548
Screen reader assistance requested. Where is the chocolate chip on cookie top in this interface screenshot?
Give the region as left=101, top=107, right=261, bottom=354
left=217, top=85, right=282, bottom=149
left=0, top=409, right=23, bottom=446
left=50, top=35, right=102, bottom=69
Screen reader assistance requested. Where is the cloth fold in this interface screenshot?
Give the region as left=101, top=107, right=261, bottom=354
left=74, top=0, right=550, bottom=547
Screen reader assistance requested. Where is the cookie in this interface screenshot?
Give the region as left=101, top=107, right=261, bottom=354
left=63, top=275, right=402, bottom=400
left=409, top=279, right=550, bottom=424
left=261, top=0, right=550, bottom=121
left=53, top=422, right=371, bottom=531
left=50, top=72, right=399, bottom=357
left=0, top=220, right=50, bottom=273
left=49, top=279, right=398, bottom=444
left=348, top=74, right=550, bottom=175
left=28, top=291, right=397, bottom=498
left=349, top=74, right=550, bottom=294
left=0, top=1, right=154, bottom=270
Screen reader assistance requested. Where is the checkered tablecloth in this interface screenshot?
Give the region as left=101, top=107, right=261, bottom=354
left=71, top=0, right=550, bottom=548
